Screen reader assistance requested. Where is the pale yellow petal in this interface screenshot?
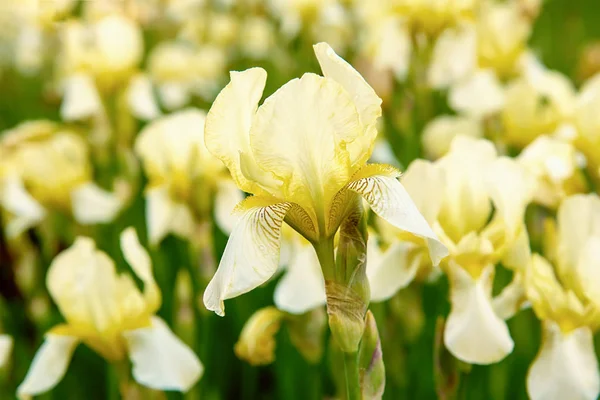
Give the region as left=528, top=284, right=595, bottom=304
left=204, top=68, right=270, bottom=194
left=449, top=69, right=505, bottom=117
left=367, top=240, right=423, bottom=302
left=485, top=157, right=535, bottom=238
left=313, top=42, right=382, bottom=167
left=1, top=175, right=46, bottom=237
left=444, top=263, right=514, bottom=364
left=203, top=199, right=291, bottom=316
left=145, top=186, right=195, bottom=246
left=428, top=25, right=477, bottom=90
left=421, top=116, right=483, bottom=160
left=60, top=73, right=103, bottom=121
left=577, top=236, right=600, bottom=308
left=214, top=180, right=245, bottom=235
left=492, top=274, right=528, bottom=320
left=274, top=243, right=326, bottom=314
left=17, top=334, right=79, bottom=399
left=527, top=322, right=599, bottom=400
left=120, top=227, right=161, bottom=313
left=71, top=182, right=122, bottom=224
left=400, top=159, right=445, bottom=224
left=348, top=167, right=448, bottom=266
left=127, top=74, right=161, bottom=121
left=250, top=73, right=360, bottom=222
left=46, top=237, right=122, bottom=331
left=557, top=194, right=600, bottom=277
left=124, top=317, right=203, bottom=392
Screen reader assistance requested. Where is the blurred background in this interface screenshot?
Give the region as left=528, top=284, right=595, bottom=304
left=0, top=0, right=600, bottom=399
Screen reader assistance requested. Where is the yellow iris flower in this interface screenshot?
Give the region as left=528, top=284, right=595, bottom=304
left=202, top=42, right=447, bottom=316
left=525, top=194, right=600, bottom=400
left=17, top=228, right=202, bottom=398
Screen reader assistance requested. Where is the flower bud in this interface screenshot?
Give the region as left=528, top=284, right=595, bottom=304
left=234, top=307, right=284, bottom=366
left=358, top=311, right=385, bottom=399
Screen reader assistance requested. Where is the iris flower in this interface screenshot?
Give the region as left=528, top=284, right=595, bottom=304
left=202, top=42, right=447, bottom=316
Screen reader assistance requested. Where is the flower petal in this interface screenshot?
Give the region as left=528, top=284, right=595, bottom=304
left=0, top=175, right=46, bottom=237
left=145, top=186, right=195, bottom=246
left=127, top=74, right=161, bottom=121
left=313, top=42, right=382, bottom=167
left=71, top=182, right=123, bottom=224
left=527, top=322, right=599, bottom=400
left=367, top=240, right=422, bottom=302
left=485, top=157, right=535, bottom=238
left=0, top=334, right=13, bottom=368
left=449, top=69, right=505, bottom=118
left=203, top=198, right=291, bottom=316
left=214, top=180, right=245, bottom=234
left=347, top=167, right=448, bottom=266
left=250, top=73, right=360, bottom=220
left=274, top=243, right=326, bottom=314
left=124, top=316, right=203, bottom=392
left=60, top=73, right=103, bottom=121
left=204, top=68, right=271, bottom=195
left=444, top=263, right=514, bottom=364
left=47, top=237, right=121, bottom=331
left=120, top=228, right=161, bottom=313
left=17, top=334, right=79, bottom=399
left=400, top=159, right=446, bottom=224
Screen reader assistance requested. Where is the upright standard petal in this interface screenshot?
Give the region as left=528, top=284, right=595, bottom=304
left=203, top=198, right=291, bottom=316
left=274, top=243, right=326, bottom=314
left=124, top=317, right=203, bottom=392
left=46, top=238, right=121, bottom=332
left=485, top=157, right=535, bottom=238
left=17, top=334, right=79, bottom=399
left=71, top=182, right=123, bottom=224
left=527, top=322, right=599, bottom=400
left=313, top=42, right=382, bottom=167
left=449, top=69, right=505, bottom=118
left=120, top=228, right=161, bottom=312
left=250, top=73, right=361, bottom=222
left=347, top=165, right=448, bottom=266
left=204, top=68, right=271, bottom=195
left=444, top=263, right=514, bottom=364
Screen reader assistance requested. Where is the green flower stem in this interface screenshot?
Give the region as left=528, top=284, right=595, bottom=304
left=313, top=236, right=336, bottom=281
left=344, top=350, right=361, bottom=400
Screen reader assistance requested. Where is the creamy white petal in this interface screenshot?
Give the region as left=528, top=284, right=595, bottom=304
left=400, top=159, right=446, bottom=224
left=368, top=241, right=422, bottom=302
left=274, top=243, right=326, bottom=314
left=449, top=69, right=505, bottom=118
left=0, top=334, right=13, bottom=368
left=492, top=275, right=528, bottom=320
left=204, top=200, right=291, bottom=316
left=214, top=180, right=245, bottom=235
left=444, top=263, right=514, bottom=364
left=204, top=68, right=268, bottom=194
left=120, top=227, right=161, bottom=311
left=1, top=175, right=46, bottom=237
left=71, top=182, right=122, bottom=224
left=485, top=157, right=535, bottom=237
left=127, top=74, right=161, bottom=121
left=124, top=317, right=203, bottom=392
left=60, top=74, right=103, bottom=121
left=158, top=82, right=190, bottom=111
left=17, top=334, right=79, bottom=399
left=577, top=236, right=600, bottom=307
left=145, top=186, right=194, bottom=246
left=428, top=25, right=477, bottom=90
left=348, top=174, right=448, bottom=266
left=313, top=42, right=382, bottom=131
left=557, top=194, right=600, bottom=275
left=527, top=323, right=599, bottom=400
